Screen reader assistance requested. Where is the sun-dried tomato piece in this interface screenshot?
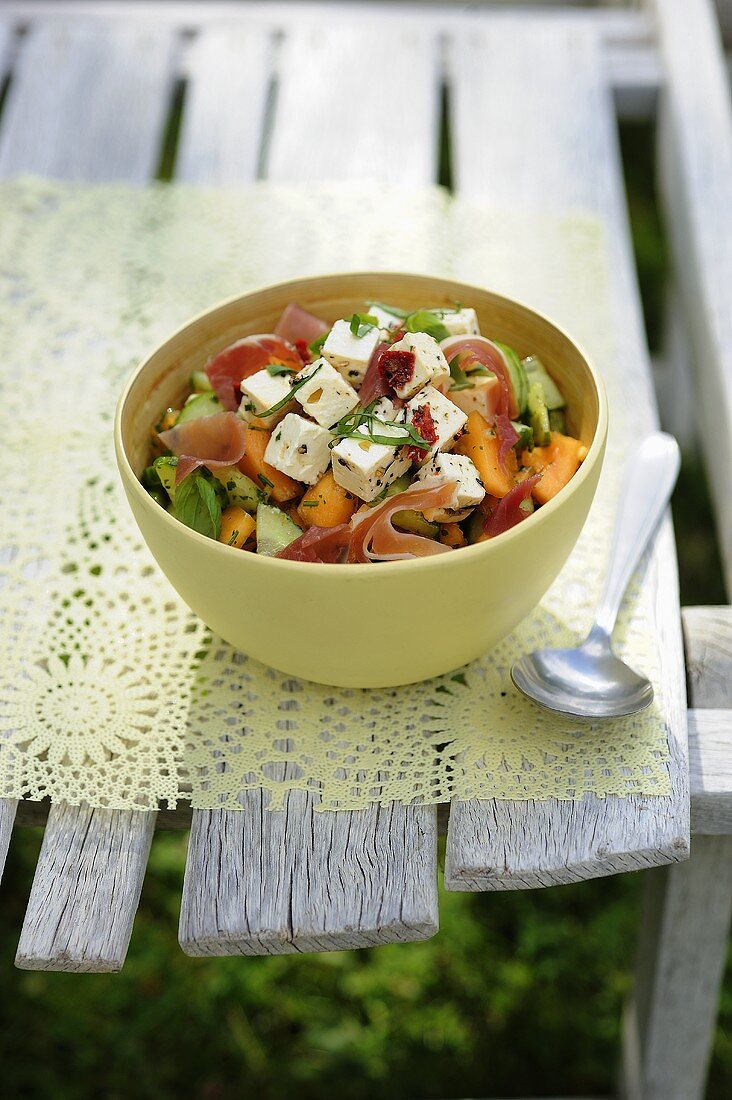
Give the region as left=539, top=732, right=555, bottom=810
left=379, top=349, right=415, bottom=392
left=407, top=403, right=438, bottom=463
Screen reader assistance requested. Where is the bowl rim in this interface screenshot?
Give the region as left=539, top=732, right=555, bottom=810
left=115, top=271, right=608, bottom=576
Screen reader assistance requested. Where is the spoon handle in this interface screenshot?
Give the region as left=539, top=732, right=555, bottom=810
left=593, top=431, right=681, bottom=639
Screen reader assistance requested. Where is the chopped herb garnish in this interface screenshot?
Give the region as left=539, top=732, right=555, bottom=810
left=404, top=309, right=450, bottom=342
left=267, top=362, right=298, bottom=377
left=331, top=401, right=431, bottom=452
left=301, top=500, right=319, bottom=508
left=366, top=301, right=409, bottom=319
left=228, top=530, right=240, bottom=545
left=448, top=353, right=492, bottom=391
left=448, top=355, right=473, bottom=391
left=255, top=363, right=322, bottom=419
left=349, top=312, right=378, bottom=339
left=308, top=330, right=329, bottom=356
left=258, top=474, right=274, bottom=490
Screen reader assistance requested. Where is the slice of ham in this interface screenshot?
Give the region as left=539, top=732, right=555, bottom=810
left=358, top=341, right=392, bottom=406
left=274, top=303, right=329, bottom=346
left=348, top=482, right=457, bottom=562
left=481, top=474, right=542, bottom=538
left=159, top=411, right=247, bottom=484
left=205, top=335, right=302, bottom=411
left=277, top=482, right=458, bottom=563
left=494, top=413, right=520, bottom=473
left=440, top=336, right=519, bottom=420
left=277, top=522, right=351, bottom=563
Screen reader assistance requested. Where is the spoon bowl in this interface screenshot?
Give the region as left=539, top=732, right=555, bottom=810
left=511, top=629, right=654, bottom=719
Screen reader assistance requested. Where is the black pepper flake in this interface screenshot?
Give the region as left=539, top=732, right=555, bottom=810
left=297, top=444, right=308, bottom=454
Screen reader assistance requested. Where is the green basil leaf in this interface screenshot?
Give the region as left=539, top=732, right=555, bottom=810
left=404, top=310, right=450, bottom=342
left=349, top=312, right=378, bottom=338
left=174, top=475, right=222, bottom=539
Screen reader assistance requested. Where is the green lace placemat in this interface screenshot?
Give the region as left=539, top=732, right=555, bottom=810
left=0, top=178, right=670, bottom=811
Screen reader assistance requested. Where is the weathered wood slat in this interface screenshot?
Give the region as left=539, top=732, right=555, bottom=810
left=0, top=21, right=176, bottom=971
left=176, top=24, right=273, bottom=183
left=15, top=804, right=156, bottom=972
left=655, top=0, right=732, bottom=593
left=688, top=709, right=732, bottom=835
left=267, top=22, right=439, bottom=183
left=445, top=17, right=689, bottom=890
left=175, top=22, right=441, bottom=955
left=180, top=798, right=437, bottom=955
left=621, top=600, right=732, bottom=1100
left=0, top=798, right=18, bottom=884
left=0, top=21, right=177, bottom=181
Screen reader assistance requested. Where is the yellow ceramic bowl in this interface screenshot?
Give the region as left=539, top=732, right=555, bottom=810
left=115, top=273, right=607, bottom=688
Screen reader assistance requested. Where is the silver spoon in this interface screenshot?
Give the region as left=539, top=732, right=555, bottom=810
left=511, top=431, right=681, bottom=718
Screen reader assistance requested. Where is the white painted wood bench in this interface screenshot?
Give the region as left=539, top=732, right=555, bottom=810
left=0, top=3, right=729, bottom=1098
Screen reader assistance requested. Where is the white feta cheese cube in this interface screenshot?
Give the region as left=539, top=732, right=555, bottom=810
left=321, top=319, right=381, bottom=387
left=405, top=385, right=468, bottom=460
left=264, top=413, right=333, bottom=485
left=385, top=332, right=450, bottom=399
left=371, top=396, right=404, bottom=423
left=413, top=453, right=486, bottom=522
left=238, top=369, right=294, bottom=428
left=365, top=304, right=403, bottom=332
left=439, top=307, right=480, bottom=337
left=331, top=422, right=410, bottom=503
left=293, top=357, right=359, bottom=428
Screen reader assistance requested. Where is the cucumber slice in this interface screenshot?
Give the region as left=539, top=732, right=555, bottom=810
left=152, top=455, right=179, bottom=501
left=393, top=511, right=439, bottom=538
left=495, top=341, right=529, bottom=415
left=522, top=354, right=565, bottom=411
left=190, top=370, right=213, bottom=393
left=256, top=503, right=302, bottom=557
left=511, top=420, right=533, bottom=452
left=465, top=510, right=486, bottom=545
left=212, top=466, right=262, bottom=514
left=176, top=391, right=222, bottom=424
left=548, top=408, right=567, bottom=434
left=527, top=381, right=551, bottom=447
left=370, top=474, right=438, bottom=537
left=146, top=487, right=169, bottom=509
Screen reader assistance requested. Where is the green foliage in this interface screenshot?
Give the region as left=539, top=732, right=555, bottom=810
left=0, top=829, right=729, bottom=1099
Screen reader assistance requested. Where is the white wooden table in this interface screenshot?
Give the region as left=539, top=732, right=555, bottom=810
left=0, top=3, right=730, bottom=1099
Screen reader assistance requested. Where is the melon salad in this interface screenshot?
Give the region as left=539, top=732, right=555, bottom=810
left=143, top=301, right=588, bottom=563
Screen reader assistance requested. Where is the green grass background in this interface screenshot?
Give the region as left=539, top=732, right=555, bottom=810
left=0, top=123, right=729, bottom=1099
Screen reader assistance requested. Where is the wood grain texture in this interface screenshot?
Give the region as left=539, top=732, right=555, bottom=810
left=267, top=21, right=439, bottom=184
left=683, top=606, right=732, bottom=709
left=180, top=795, right=437, bottom=955
left=688, top=710, right=732, bottom=835
left=0, top=798, right=18, bottom=885
left=655, top=0, right=732, bottom=592
left=16, top=804, right=156, bottom=972
left=176, top=24, right=272, bottom=183
left=622, top=597, right=732, bottom=1100
left=445, top=17, right=689, bottom=890
left=0, top=20, right=177, bottom=181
